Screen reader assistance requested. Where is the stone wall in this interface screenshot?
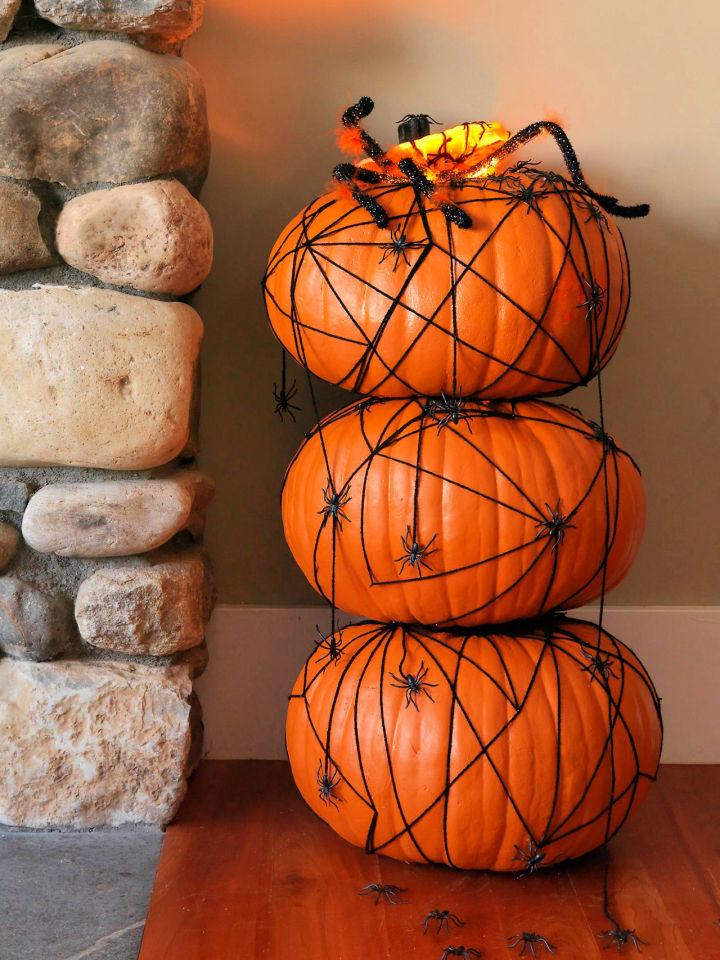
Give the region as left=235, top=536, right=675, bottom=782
left=0, top=0, right=214, bottom=827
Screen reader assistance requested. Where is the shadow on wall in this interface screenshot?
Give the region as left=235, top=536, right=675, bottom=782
left=186, top=0, right=720, bottom=608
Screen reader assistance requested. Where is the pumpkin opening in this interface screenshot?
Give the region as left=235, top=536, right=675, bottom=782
left=377, top=121, right=511, bottom=179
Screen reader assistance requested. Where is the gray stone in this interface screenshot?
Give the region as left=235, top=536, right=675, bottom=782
left=21, top=471, right=214, bottom=558
left=0, top=40, right=209, bottom=188
left=0, top=658, right=198, bottom=827
left=0, top=0, right=20, bottom=45
left=0, top=576, right=72, bottom=660
left=56, top=179, right=213, bottom=295
left=75, top=555, right=207, bottom=655
left=0, top=182, right=53, bottom=275
left=35, top=0, right=204, bottom=43
left=0, top=479, right=30, bottom=513
left=0, top=523, right=19, bottom=571
left=0, top=830, right=162, bottom=960
left=0, top=286, right=203, bottom=470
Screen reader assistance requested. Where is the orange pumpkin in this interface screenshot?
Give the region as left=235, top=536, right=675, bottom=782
left=263, top=121, right=629, bottom=400
left=282, top=396, right=644, bottom=627
left=286, top=618, right=662, bottom=871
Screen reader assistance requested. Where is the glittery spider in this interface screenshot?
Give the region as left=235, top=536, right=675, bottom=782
left=429, top=392, right=474, bottom=432
left=508, top=932, right=556, bottom=956
left=513, top=839, right=546, bottom=878
left=396, top=526, right=438, bottom=576
left=580, top=644, right=619, bottom=684
left=314, top=625, right=344, bottom=666
left=597, top=928, right=647, bottom=952
left=390, top=660, right=438, bottom=710
left=439, top=947, right=482, bottom=959
left=579, top=276, right=606, bottom=321
left=317, top=761, right=343, bottom=809
left=378, top=228, right=426, bottom=271
left=318, top=483, right=351, bottom=529
left=358, top=882, right=408, bottom=905
left=273, top=379, right=300, bottom=422
left=422, top=909, right=466, bottom=935
left=535, top=501, right=575, bottom=550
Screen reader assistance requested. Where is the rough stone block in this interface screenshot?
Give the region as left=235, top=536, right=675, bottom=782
left=22, top=471, right=215, bottom=558
left=34, top=0, right=204, bottom=43
left=0, top=0, right=21, bottom=41
left=0, top=286, right=203, bottom=470
left=0, top=40, right=209, bottom=188
left=0, top=659, right=197, bottom=827
left=0, top=577, right=72, bottom=660
left=75, top=555, right=208, bottom=655
left=0, top=182, right=53, bottom=275
left=56, top=179, right=213, bottom=295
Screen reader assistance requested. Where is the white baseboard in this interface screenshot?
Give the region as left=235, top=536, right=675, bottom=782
left=197, top=605, right=720, bottom=764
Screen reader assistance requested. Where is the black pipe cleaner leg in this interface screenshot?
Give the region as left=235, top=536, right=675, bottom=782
left=484, top=121, right=650, bottom=218
left=398, top=158, right=472, bottom=229
left=341, top=95, right=390, bottom=166
left=333, top=163, right=389, bottom=228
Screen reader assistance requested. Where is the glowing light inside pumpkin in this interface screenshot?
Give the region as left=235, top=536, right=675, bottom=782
left=386, top=121, right=510, bottom=176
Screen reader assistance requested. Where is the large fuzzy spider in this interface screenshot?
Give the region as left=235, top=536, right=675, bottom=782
left=423, top=909, right=465, bottom=935
left=316, top=760, right=343, bottom=809
left=535, top=501, right=575, bottom=550
left=390, top=661, right=438, bottom=710
left=438, top=947, right=482, bottom=959
left=512, top=839, right=546, bottom=878
left=318, top=483, right=351, bottom=529
left=396, top=526, right=438, bottom=576
left=273, top=379, right=300, bottom=422
left=598, top=928, right=647, bottom=952
left=507, top=932, right=556, bottom=956
left=358, top=882, right=407, bottom=905
left=378, top=228, right=426, bottom=271
left=580, top=644, right=618, bottom=684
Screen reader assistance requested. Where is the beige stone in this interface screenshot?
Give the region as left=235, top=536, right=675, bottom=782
left=0, top=576, right=73, bottom=660
left=0, top=521, right=19, bottom=570
left=57, top=180, right=213, bottom=295
left=75, top=556, right=207, bottom=656
left=0, top=41, right=209, bottom=188
left=0, top=286, right=203, bottom=470
left=0, top=182, right=53, bottom=275
left=0, top=0, right=20, bottom=42
left=22, top=471, right=214, bottom=558
left=0, top=659, right=197, bottom=827
left=34, top=0, right=204, bottom=42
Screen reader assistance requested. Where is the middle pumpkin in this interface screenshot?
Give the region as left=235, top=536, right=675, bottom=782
left=282, top=396, right=644, bottom=627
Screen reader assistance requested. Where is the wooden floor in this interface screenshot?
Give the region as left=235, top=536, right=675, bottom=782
left=139, top=761, right=720, bottom=959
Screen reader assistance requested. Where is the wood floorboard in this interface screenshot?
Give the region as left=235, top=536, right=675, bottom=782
left=139, top=762, right=720, bottom=960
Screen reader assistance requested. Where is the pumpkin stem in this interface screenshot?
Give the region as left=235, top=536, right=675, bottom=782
left=484, top=121, right=650, bottom=218
left=396, top=113, right=437, bottom=143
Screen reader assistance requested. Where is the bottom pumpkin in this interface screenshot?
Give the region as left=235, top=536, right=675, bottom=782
left=286, top=618, right=662, bottom=872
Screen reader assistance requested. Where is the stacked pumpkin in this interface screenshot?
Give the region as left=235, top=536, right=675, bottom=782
left=263, top=100, right=662, bottom=872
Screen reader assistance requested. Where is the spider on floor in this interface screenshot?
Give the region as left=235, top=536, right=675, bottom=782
left=422, top=908, right=465, bottom=935
left=507, top=931, right=556, bottom=956
left=358, top=882, right=408, bottom=905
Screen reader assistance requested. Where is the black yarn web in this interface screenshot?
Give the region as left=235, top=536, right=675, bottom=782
left=264, top=98, right=658, bottom=947
left=264, top=161, right=630, bottom=400
left=290, top=617, right=661, bottom=868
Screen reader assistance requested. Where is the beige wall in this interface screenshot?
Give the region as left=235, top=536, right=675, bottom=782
left=186, top=0, right=720, bottom=606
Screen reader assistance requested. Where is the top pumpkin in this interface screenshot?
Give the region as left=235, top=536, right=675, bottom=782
left=263, top=104, right=639, bottom=400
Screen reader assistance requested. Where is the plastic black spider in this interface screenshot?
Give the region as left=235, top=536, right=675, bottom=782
left=316, top=760, right=343, bottom=809
left=423, top=909, right=465, bottom=935
left=390, top=661, right=438, bottom=710
left=585, top=419, right=618, bottom=454
left=513, top=839, right=546, bottom=878
left=579, top=275, right=606, bottom=322
left=439, top=947, right=482, bottom=959
left=378, top=228, right=426, bottom=271
left=507, top=181, right=540, bottom=214
left=396, top=526, right=438, bottom=576
left=580, top=644, right=618, bottom=684
left=535, top=501, right=575, bottom=550
left=429, top=392, right=474, bottom=433
left=273, top=380, right=300, bottom=422
left=508, top=932, right=556, bottom=956
left=314, top=625, right=344, bottom=666
left=318, top=483, right=351, bottom=529
left=358, top=882, right=408, bottom=905
left=598, top=928, right=647, bottom=952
